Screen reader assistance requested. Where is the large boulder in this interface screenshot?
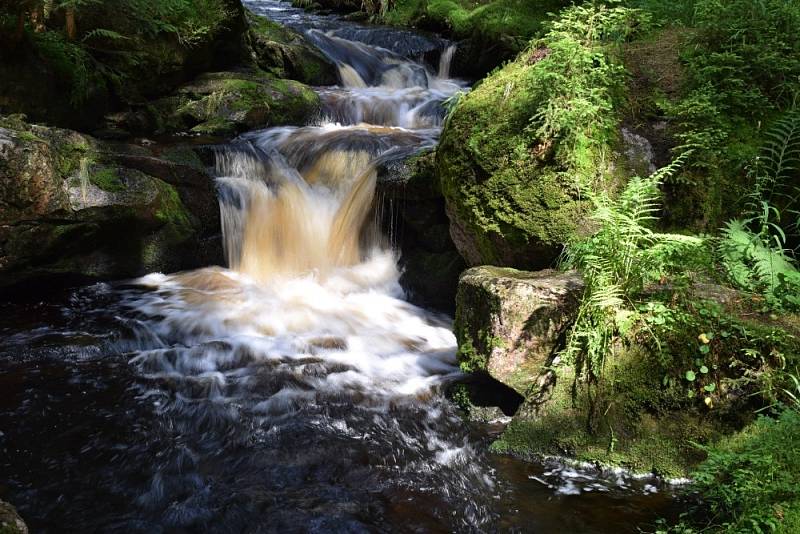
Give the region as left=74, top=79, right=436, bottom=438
left=454, top=266, right=584, bottom=394
left=247, top=13, right=338, bottom=86
left=437, top=50, right=593, bottom=269
left=0, top=117, right=221, bottom=291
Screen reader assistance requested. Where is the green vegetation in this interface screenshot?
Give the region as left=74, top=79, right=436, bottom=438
left=656, top=0, right=800, bottom=229
left=717, top=111, right=800, bottom=311
left=432, top=0, right=800, bottom=528
left=0, top=0, right=244, bottom=124
left=438, top=2, right=644, bottom=267
left=382, top=0, right=568, bottom=46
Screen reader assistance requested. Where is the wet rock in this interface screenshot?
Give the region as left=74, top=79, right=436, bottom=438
left=621, top=127, right=657, bottom=176
left=454, top=266, right=584, bottom=395
left=0, top=500, right=28, bottom=534
left=247, top=12, right=338, bottom=86
left=0, top=117, right=221, bottom=292
left=377, top=150, right=466, bottom=311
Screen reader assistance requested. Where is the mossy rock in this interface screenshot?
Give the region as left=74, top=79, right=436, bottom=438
left=0, top=0, right=249, bottom=132
left=437, top=51, right=595, bottom=269
left=0, top=117, right=220, bottom=291
left=247, top=12, right=338, bottom=86
left=148, top=70, right=321, bottom=137
left=378, top=149, right=466, bottom=311
left=383, top=0, right=571, bottom=78
left=454, top=266, right=584, bottom=394
left=491, top=345, right=732, bottom=478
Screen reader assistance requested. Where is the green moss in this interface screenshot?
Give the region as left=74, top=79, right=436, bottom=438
left=154, top=180, right=193, bottom=235
left=89, top=166, right=125, bottom=192
left=190, top=117, right=238, bottom=136
left=384, top=0, right=568, bottom=46
left=55, top=138, right=98, bottom=178
left=15, top=131, right=46, bottom=144
left=456, top=333, right=487, bottom=373
left=437, top=4, right=636, bottom=267
left=493, top=346, right=723, bottom=477
left=159, top=147, right=205, bottom=170
left=247, top=12, right=337, bottom=85
left=156, top=71, right=320, bottom=136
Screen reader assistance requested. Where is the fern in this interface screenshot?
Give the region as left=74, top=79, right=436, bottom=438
left=81, top=28, right=130, bottom=42
left=562, top=156, right=705, bottom=380
left=718, top=110, right=800, bottom=310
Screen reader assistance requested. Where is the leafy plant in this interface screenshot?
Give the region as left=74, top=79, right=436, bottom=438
left=674, top=409, right=800, bottom=533
left=561, top=157, right=705, bottom=381
left=528, top=1, right=645, bottom=177
left=718, top=111, right=800, bottom=311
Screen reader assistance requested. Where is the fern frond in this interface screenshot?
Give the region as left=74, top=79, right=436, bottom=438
left=81, top=28, right=130, bottom=43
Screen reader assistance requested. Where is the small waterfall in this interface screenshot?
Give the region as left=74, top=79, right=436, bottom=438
left=438, top=44, right=457, bottom=79
left=79, top=156, right=90, bottom=204
left=215, top=145, right=379, bottom=281
left=338, top=64, right=368, bottom=88
left=0, top=2, right=677, bottom=531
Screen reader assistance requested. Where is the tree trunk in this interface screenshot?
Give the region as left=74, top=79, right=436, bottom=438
left=65, top=6, right=76, bottom=40
left=12, top=10, right=25, bottom=45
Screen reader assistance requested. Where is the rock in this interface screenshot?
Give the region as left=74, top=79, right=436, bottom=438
left=454, top=266, right=584, bottom=395
left=0, top=117, right=221, bottom=292
left=0, top=0, right=249, bottom=132
left=0, top=500, right=27, bottom=534
left=377, top=149, right=440, bottom=200
left=437, top=46, right=598, bottom=269
left=377, top=150, right=466, bottom=311
left=247, top=13, right=338, bottom=86
left=144, top=70, right=321, bottom=138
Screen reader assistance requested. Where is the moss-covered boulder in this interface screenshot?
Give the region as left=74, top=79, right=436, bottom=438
left=146, top=70, right=321, bottom=138
left=454, top=266, right=584, bottom=394
left=247, top=12, right=338, bottom=86
left=0, top=500, right=27, bottom=534
left=0, top=117, right=220, bottom=291
left=438, top=54, right=593, bottom=269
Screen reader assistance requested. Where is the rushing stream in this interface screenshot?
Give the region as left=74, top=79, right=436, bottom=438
left=0, top=1, right=680, bottom=532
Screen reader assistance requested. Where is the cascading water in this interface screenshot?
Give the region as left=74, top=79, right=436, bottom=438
left=0, top=1, right=680, bottom=532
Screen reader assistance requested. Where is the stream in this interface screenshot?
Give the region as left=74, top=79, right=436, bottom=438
left=0, top=1, right=680, bottom=531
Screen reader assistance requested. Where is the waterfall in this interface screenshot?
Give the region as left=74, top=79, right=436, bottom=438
left=438, top=44, right=457, bottom=79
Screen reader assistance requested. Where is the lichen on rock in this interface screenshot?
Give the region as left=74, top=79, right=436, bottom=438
left=0, top=500, right=27, bottom=534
